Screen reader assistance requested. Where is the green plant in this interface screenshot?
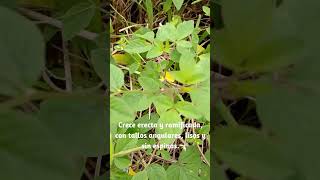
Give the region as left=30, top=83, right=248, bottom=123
left=213, top=0, right=320, bottom=180
left=110, top=16, right=210, bottom=179
left=0, top=1, right=108, bottom=179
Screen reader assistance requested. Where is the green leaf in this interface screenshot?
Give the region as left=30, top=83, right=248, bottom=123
left=124, top=39, right=153, bottom=54
left=0, top=111, right=80, bottom=180
left=91, top=48, right=108, bottom=83
left=214, top=126, right=294, bottom=180
left=110, top=96, right=135, bottom=133
left=122, top=91, right=153, bottom=111
left=176, top=20, right=194, bottom=40
left=140, top=61, right=161, bottom=79
left=170, top=49, right=181, bottom=62
left=39, top=95, right=107, bottom=156
left=128, top=62, right=140, bottom=74
left=176, top=40, right=192, bottom=48
left=171, top=56, right=208, bottom=85
left=115, top=137, right=138, bottom=153
left=175, top=101, right=202, bottom=119
left=156, top=23, right=177, bottom=42
left=190, top=81, right=210, bottom=121
left=160, top=150, right=171, bottom=160
left=166, top=164, right=201, bottom=180
left=0, top=6, right=44, bottom=96
left=215, top=0, right=274, bottom=71
left=144, top=0, right=154, bottom=27
left=171, top=71, right=206, bottom=85
left=132, top=170, right=148, bottom=180
left=178, top=146, right=201, bottom=172
left=153, top=94, right=174, bottom=115
left=241, top=37, right=304, bottom=72
left=202, top=6, right=210, bottom=16
left=199, top=164, right=210, bottom=180
left=110, top=64, right=124, bottom=92
left=134, top=113, right=159, bottom=133
left=147, top=44, right=163, bottom=59
left=226, top=80, right=273, bottom=98
left=114, top=157, right=131, bottom=169
left=146, top=164, right=168, bottom=180
left=172, top=0, right=184, bottom=10
left=164, top=0, right=173, bottom=12
left=257, top=84, right=320, bottom=179
left=135, top=30, right=155, bottom=42
left=138, top=76, right=161, bottom=92
left=62, top=2, right=95, bottom=40
left=179, top=53, right=196, bottom=72
left=176, top=40, right=193, bottom=54
left=156, top=110, right=183, bottom=145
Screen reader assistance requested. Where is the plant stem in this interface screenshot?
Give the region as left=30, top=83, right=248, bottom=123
left=113, top=147, right=144, bottom=158
left=215, top=98, right=238, bottom=127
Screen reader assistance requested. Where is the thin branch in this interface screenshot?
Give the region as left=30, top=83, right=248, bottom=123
left=42, top=71, right=66, bottom=92
left=113, top=147, right=144, bottom=158
left=191, top=119, right=210, bottom=166
left=94, top=155, right=102, bottom=178
left=62, top=40, right=72, bottom=92
left=51, top=44, right=89, bottom=63
left=18, top=8, right=98, bottom=41
left=137, top=150, right=147, bottom=168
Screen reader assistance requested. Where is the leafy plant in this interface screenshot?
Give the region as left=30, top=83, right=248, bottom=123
left=110, top=9, right=210, bottom=180
left=213, top=0, right=320, bottom=180
left=0, top=1, right=107, bottom=179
